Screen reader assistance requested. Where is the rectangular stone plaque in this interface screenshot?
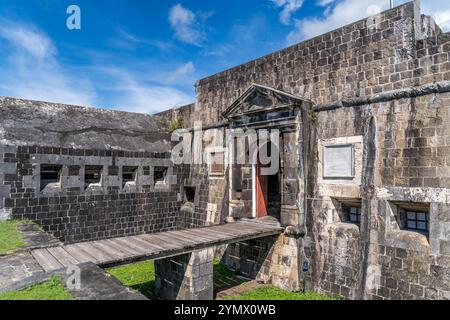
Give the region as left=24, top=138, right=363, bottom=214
left=323, top=144, right=354, bottom=179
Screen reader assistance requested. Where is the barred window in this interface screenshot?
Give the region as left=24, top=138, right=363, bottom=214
left=402, top=209, right=429, bottom=233
left=344, top=206, right=362, bottom=224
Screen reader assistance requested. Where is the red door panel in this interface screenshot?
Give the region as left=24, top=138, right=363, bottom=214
left=256, top=163, right=268, bottom=218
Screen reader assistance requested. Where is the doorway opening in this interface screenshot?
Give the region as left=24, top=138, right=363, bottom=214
left=255, top=142, right=281, bottom=219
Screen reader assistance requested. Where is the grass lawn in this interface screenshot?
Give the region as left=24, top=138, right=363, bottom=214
left=213, top=259, right=245, bottom=292
left=107, top=259, right=244, bottom=300
left=108, top=259, right=339, bottom=301
left=0, top=220, right=27, bottom=254
left=107, top=260, right=156, bottom=299
left=0, top=277, right=73, bottom=300
left=219, top=286, right=340, bottom=300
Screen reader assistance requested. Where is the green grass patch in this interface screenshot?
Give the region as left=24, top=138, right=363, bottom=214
left=213, top=259, right=245, bottom=291
left=0, top=277, right=73, bottom=300
left=107, top=259, right=244, bottom=300
left=0, top=220, right=27, bottom=254
left=107, top=260, right=338, bottom=301
left=220, top=286, right=340, bottom=300
left=107, top=260, right=156, bottom=299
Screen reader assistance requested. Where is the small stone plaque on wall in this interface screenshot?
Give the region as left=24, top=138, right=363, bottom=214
left=323, top=144, right=354, bottom=179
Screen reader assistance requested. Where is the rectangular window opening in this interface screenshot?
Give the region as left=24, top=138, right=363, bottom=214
left=394, top=202, right=430, bottom=235
left=184, top=186, right=196, bottom=203
left=123, top=166, right=138, bottom=187
left=154, top=167, right=168, bottom=186
left=85, top=165, right=103, bottom=189
left=343, top=205, right=362, bottom=224
left=334, top=198, right=362, bottom=225
left=40, top=164, right=62, bottom=191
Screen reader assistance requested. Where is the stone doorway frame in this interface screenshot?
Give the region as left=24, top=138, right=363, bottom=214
left=222, top=84, right=309, bottom=222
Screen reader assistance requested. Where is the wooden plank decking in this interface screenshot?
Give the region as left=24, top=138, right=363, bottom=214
left=31, top=221, right=283, bottom=272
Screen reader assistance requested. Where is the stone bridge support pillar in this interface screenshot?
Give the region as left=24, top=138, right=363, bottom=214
left=155, top=248, right=215, bottom=300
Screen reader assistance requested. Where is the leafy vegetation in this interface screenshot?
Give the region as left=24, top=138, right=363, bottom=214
left=166, top=117, right=184, bottom=134
left=0, top=277, right=72, bottom=300
left=0, top=220, right=27, bottom=254
left=219, top=286, right=340, bottom=300
left=310, top=111, right=318, bottom=125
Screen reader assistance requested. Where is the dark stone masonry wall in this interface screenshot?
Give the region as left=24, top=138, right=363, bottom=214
left=0, top=145, right=187, bottom=244
left=179, top=163, right=228, bottom=229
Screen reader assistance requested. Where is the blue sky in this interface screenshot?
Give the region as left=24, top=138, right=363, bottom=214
left=0, top=0, right=449, bottom=114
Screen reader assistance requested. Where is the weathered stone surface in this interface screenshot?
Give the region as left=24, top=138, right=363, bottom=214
left=0, top=97, right=170, bottom=152
left=155, top=248, right=214, bottom=300
left=1, top=1, right=450, bottom=301
left=0, top=253, right=44, bottom=292
left=157, top=2, right=450, bottom=301
left=61, top=263, right=148, bottom=300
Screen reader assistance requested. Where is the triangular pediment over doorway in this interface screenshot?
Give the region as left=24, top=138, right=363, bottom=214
left=222, top=84, right=309, bottom=119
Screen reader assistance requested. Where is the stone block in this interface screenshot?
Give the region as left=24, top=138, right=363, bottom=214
left=0, top=163, right=17, bottom=174
left=155, top=248, right=214, bottom=300
left=439, top=240, right=450, bottom=256
left=0, top=208, right=12, bottom=221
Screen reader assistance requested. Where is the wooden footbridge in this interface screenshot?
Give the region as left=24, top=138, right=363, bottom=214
left=31, top=220, right=284, bottom=272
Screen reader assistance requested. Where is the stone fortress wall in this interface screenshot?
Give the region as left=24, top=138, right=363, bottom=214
left=1, top=0, right=450, bottom=300
left=158, top=1, right=450, bottom=300
left=0, top=97, right=190, bottom=243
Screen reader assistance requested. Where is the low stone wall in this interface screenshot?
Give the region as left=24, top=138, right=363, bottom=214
left=0, top=144, right=188, bottom=243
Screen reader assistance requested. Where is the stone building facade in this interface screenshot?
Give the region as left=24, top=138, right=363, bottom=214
left=1, top=0, right=450, bottom=300
left=157, top=1, right=450, bottom=300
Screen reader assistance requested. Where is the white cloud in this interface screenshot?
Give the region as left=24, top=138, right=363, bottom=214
left=287, top=0, right=391, bottom=43
left=0, top=19, right=96, bottom=106
left=317, top=0, right=335, bottom=7
left=434, top=11, right=450, bottom=31
left=97, top=67, right=193, bottom=114
left=271, top=0, right=304, bottom=25
left=0, top=19, right=56, bottom=59
left=163, top=61, right=196, bottom=85
left=174, top=61, right=195, bottom=76
left=109, top=28, right=175, bottom=51
left=421, top=0, right=450, bottom=32
left=287, top=0, right=450, bottom=44
left=0, top=19, right=194, bottom=114
left=169, top=4, right=205, bottom=45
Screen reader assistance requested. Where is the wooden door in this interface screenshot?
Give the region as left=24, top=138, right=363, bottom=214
left=256, top=161, right=268, bottom=218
